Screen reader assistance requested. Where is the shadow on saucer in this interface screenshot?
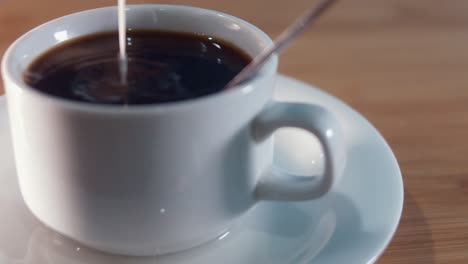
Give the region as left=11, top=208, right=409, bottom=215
left=253, top=190, right=404, bottom=263
left=254, top=191, right=384, bottom=264
left=309, top=192, right=387, bottom=263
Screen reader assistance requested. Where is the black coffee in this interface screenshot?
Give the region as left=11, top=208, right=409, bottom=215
left=24, top=30, right=251, bottom=105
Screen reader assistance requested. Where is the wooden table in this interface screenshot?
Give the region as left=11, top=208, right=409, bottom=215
left=1, top=0, right=467, bottom=263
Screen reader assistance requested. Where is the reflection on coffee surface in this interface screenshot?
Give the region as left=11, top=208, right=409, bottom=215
left=24, top=30, right=251, bottom=105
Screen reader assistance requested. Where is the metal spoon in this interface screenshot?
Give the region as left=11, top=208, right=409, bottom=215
left=225, top=0, right=337, bottom=88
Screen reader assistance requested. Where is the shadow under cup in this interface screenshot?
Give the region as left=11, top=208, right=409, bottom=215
left=2, top=5, right=279, bottom=256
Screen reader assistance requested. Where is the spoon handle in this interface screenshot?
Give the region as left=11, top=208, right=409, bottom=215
left=226, top=0, right=337, bottom=88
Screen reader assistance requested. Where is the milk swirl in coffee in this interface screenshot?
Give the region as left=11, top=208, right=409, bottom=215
left=23, top=2, right=251, bottom=105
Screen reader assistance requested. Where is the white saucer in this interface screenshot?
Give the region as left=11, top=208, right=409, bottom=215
left=0, top=75, right=403, bottom=264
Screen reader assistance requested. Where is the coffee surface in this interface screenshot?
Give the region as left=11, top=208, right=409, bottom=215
left=24, top=30, right=251, bottom=105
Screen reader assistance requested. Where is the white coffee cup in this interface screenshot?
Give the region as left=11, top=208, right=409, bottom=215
left=1, top=5, right=346, bottom=256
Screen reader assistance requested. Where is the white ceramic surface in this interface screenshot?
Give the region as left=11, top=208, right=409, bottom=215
left=2, top=5, right=346, bottom=256
left=0, top=75, right=403, bottom=264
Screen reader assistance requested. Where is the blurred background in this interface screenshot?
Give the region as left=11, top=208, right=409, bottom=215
left=1, top=0, right=468, bottom=263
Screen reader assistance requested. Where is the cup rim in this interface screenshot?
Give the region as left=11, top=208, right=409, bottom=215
left=1, top=4, right=277, bottom=113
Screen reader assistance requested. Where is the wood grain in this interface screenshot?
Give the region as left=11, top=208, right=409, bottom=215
left=1, top=0, right=468, bottom=263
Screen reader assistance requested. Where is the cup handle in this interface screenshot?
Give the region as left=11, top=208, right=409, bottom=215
left=252, top=102, right=346, bottom=201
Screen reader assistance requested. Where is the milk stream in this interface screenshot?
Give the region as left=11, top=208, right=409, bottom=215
left=118, top=0, right=128, bottom=86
